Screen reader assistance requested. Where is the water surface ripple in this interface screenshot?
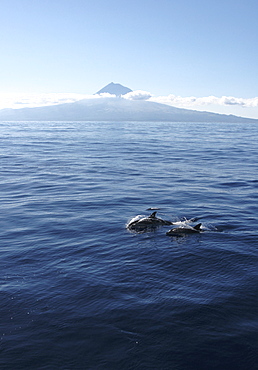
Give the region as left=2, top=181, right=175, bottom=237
left=0, top=121, right=257, bottom=369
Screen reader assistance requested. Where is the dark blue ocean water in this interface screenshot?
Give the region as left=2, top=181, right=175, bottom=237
left=0, top=120, right=257, bottom=369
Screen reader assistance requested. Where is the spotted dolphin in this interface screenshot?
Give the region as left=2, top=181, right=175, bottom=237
left=127, top=211, right=173, bottom=231
left=166, top=223, right=203, bottom=236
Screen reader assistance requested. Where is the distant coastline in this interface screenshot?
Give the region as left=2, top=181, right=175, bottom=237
left=0, top=97, right=257, bottom=123
left=1, top=83, right=257, bottom=123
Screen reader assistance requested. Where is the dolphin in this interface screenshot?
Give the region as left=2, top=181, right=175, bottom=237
left=127, top=211, right=173, bottom=231
left=166, top=223, right=203, bottom=236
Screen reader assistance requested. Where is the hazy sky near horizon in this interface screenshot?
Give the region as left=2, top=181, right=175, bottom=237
left=1, top=0, right=258, bottom=118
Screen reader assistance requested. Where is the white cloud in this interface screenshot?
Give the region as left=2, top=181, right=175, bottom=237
left=0, top=91, right=258, bottom=118
left=122, top=90, right=153, bottom=100
left=149, top=94, right=258, bottom=108
left=0, top=92, right=116, bottom=109
left=219, top=96, right=258, bottom=107
left=98, top=92, right=116, bottom=98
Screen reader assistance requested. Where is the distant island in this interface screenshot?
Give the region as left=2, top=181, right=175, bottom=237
left=0, top=83, right=257, bottom=123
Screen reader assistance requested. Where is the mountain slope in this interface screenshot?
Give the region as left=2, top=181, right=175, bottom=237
left=0, top=97, right=257, bottom=122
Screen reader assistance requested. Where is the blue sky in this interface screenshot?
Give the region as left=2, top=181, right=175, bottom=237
left=1, top=0, right=258, bottom=118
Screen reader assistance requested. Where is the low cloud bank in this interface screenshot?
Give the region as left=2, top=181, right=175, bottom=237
left=0, top=92, right=116, bottom=109
left=122, top=90, right=258, bottom=108
left=0, top=91, right=258, bottom=113
left=149, top=94, right=258, bottom=108
left=122, top=90, right=153, bottom=100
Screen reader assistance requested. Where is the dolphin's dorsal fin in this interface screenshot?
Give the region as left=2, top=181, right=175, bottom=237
left=149, top=211, right=157, bottom=218
left=193, top=223, right=202, bottom=231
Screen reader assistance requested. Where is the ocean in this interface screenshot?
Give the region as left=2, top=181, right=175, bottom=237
left=0, top=120, right=257, bottom=369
